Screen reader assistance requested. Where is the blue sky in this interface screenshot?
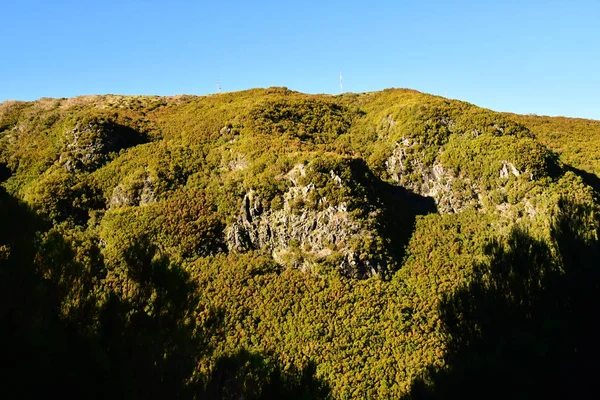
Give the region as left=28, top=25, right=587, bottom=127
left=1, top=0, right=599, bottom=119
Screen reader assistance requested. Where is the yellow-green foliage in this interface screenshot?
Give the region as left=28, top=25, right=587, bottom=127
left=1, top=88, right=600, bottom=398
left=440, top=134, right=559, bottom=188
left=507, top=113, right=600, bottom=177
left=100, top=187, right=225, bottom=263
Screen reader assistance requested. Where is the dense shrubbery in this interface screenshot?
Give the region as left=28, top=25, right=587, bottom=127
left=507, top=113, right=600, bottom=177
left=1, top=88, right=600, bottom=398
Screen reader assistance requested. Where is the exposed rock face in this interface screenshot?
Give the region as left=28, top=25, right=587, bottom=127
left=221, top=151, right=249, bottom=172
left=110, top=174, right=156, bottom=207
left=226, top=164, right=385, bottom=278
left=499, top=160, right=521, bottom=178
left=60, top=123, right=108, bottom=172
left=59, top=119, right=146, bottom=172
left=386, top=139, right=536, bottom=215
left=386, top=138, right=479, bottom=213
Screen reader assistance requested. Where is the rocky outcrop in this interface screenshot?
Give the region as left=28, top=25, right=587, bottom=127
left=221, top=151, right=249, bottom=172
left=59, top=119, right=146, bottom=172
left=59, top=123, right=108, bottom=172
left=226, top=164, right=385, bottom=278
left=386, top=138, right=480, bottom=213
left=386, top=139, right=536, bottom=215
left=110, top=173, right=156, bottom=207
left=499, top=160, right=522, bottom=178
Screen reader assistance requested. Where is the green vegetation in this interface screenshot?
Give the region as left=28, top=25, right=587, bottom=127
left=1, top=88, right=599, bottom=398
left=507, top=113, right=600, bottom=177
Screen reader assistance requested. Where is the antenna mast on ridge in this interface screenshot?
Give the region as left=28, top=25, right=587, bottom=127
left=217, top=80, right=222, bottom=93
left=340, top=72, right=343, bottom=94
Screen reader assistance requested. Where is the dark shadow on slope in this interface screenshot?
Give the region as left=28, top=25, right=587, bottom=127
left=201, top=349, right=331, bottom=400
left=89, top=238, right=209, bottom=399
left=565, top=165, right=600, bottom=197
left=346, top=158, right=437, bottom=277
left=403, top=198, right=600, bottom=399
left=61, top=119, right=149, bottom=173
left=0, top=187, right=75, bottom=395
left=1, top=188, right=332, bottom=399
left=0, top=162, right=10, bottom=182
left=107, top=121, right=150, bottom=150
left=85, top=118, right=150, bottom=153
left=0, top=188, right=210, bottom=399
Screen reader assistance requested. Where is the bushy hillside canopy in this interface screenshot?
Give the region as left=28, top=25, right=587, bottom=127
left=1, top=88, right=599, bottom=399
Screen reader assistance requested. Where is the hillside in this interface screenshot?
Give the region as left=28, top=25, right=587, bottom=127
left=1, top=88, right=599, bottom=399
left=506, top=112, right=600, bottom=192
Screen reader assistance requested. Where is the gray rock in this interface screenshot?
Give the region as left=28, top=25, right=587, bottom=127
left=110, top=173, right=156, bottom=208
left=225, top=164, right=384, bottom=278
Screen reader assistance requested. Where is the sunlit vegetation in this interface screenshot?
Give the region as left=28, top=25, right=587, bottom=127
left=1, top=88, right=599, bottom=398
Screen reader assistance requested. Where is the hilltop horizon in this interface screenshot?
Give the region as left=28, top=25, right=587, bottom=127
left=3, top=86, right=599, bottom=122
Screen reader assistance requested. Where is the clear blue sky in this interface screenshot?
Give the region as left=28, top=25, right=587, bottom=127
left=1, top=0, right=599, bottom=119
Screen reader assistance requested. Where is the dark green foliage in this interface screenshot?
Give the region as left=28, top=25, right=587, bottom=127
left=404, top=198, right=600, bottom=399
left=23, top=167, right=104, bottom=224
left=0, top=188, right=210, bottom=398
left=100, top=187, right=226, bottom=263
left=203, top=350, right=330, bottom=400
